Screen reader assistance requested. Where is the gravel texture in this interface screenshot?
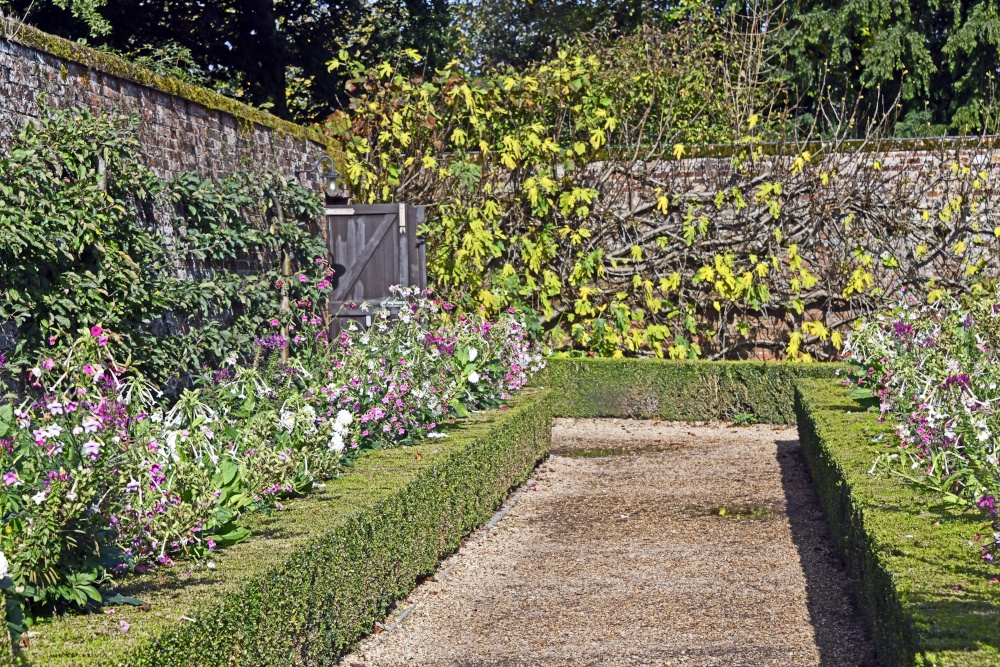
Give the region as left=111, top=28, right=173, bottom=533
left=339, top=420, right=877, bottom=666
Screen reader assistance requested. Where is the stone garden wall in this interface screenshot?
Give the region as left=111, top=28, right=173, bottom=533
left=0, top=18, right=337, bottom=185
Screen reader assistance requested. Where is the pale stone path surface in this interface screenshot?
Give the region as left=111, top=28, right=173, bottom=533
left=339, top=420, right=877, bottom=667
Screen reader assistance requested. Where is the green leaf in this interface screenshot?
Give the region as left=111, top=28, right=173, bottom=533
left=0, top=404, right=12, bottom=438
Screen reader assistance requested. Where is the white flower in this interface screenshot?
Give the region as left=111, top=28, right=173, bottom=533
left=30, top=368, right=41, bottom=378
left=278, top=410, right=296, bottom=432
left=82, top=440, right=101, bottom=457
left=65, top=491, right=77, bottom=501
left=47, top=402, right=64, bottom=415
left=427, top=431, right=448, bottom=439
left=328, top=433, right=345, bottom=453
left=335, top=410, right=354, bottom=428
left=31, top=491, right=46, bottom=505
left=468, top=347, right=478, bottom=362
left=467, top=371, right=480, bottom=384
left=150, top=411, right=163, bottom=424
left=72, top=426, right=83, bottom=436
left=225, top=353, right=238, bottom=367
left=0, top=552, right=8, bottom=579
left=82, top=416, right=101, bottom=433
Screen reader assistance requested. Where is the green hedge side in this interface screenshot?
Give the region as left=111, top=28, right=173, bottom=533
left=796, top=379, right=1000, bottom=666
left=544, top=357, right=843, bottom=423
left=17, top=390, right=552, bottom=667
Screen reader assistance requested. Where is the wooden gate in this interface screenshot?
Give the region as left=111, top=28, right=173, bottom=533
left=326, top=204, right=427, bottom=332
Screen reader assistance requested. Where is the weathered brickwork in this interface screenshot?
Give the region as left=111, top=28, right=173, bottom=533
left=0, top=31, right=328, bottom=186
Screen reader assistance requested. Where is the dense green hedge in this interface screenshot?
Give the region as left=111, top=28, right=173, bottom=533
left=544, top=357, right=843, bottom=423
left=796, top=379, right=1000, bottom=666
left=13, top=390, right=551, bottom=667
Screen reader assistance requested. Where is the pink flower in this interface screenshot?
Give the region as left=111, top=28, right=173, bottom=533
left=3, top=472, right=19, bottom=486
left=83, top=364, right=94, bottom=375
left=270, top=319, right=280, bottom=328
left=41, top=358, right=55, bottom=371
left=90, top=325, right=103, bottom=338
left=119, top=620, right=130, bottom=633
left=298, top=275, right=307, bottom=283
left=98, top=336, right=109, bottom=347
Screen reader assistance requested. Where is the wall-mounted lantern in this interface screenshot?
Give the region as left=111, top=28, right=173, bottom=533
left=296, top=155, right=348, bottom=205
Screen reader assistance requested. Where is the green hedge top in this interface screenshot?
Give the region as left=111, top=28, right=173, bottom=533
left=545, top=357, right=844, bottom=423
left=0, top=17, right=343, bottom=164
left=796, top=378, right=1000, bottom=666
left=15, top=389, right=551, bottom=667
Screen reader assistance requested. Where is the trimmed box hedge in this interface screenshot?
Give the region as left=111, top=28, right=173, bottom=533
left=13, top=390, right=552, bottom=667
left=796, top=379, right=1000, bottom=666
left=544, top=357, right=843, bottom=423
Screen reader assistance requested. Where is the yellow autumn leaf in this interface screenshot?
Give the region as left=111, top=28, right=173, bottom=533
left=673, top=143, right=685, bottom=160
left=657, top=195, right=670, bottom=214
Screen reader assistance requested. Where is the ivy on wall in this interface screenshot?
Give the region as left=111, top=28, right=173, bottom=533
left=0, top=104, right=329, bottom=387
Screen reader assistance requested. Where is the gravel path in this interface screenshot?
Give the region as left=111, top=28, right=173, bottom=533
left=339, top=420, right=877, bottom=666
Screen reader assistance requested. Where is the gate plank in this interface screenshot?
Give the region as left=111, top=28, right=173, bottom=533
left=330, top=212, right=397, bottom=302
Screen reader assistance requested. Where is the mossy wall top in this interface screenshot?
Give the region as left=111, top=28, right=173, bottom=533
left=0, top=18, right=341, bottom=184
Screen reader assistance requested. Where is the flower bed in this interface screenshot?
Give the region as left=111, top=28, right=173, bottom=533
left=7, top=389, right=552, bottom=666
left=796, top=378, right=1000, bottom=667
left=0, top=287, right=543, bottom=654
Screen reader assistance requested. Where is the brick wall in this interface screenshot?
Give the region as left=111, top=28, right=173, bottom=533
left=0, top=22, right=331, bottom=187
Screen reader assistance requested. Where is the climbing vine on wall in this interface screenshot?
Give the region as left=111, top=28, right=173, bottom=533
left=327, top=10, right=1000, bottom=361
left=0, top=105, right=328, bottom=387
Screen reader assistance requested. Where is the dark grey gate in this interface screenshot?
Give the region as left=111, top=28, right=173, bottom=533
left=326, top=204, right=427, bottom=332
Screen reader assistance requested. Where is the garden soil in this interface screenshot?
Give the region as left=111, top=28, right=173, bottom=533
left=339, top=420, right=878, bottom=666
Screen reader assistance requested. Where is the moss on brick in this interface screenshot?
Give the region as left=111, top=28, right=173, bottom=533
left=0, top=17, right=344, bottom=169
left=543, top=357, right=843, bottom=423
left=796, top=379, right=1000, bottom=666
left=15, top=390, right=551, bottom=666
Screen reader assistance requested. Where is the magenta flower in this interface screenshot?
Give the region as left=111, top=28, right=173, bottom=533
left=3, top=472, right=19, bottom=486
left=41, top=357, right=55, bottom=371
left=90, top=325, right=103, bottom=338
left=270, top=319, right=280, bottom=328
